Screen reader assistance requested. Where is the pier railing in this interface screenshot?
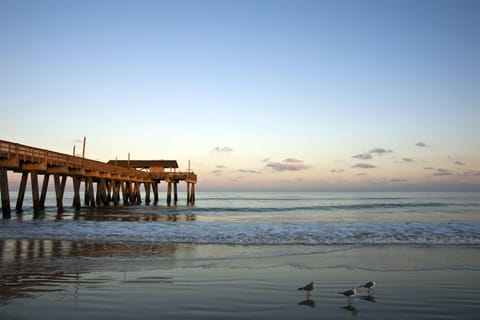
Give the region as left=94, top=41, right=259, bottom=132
left=0, top=140, right=196, bottom=182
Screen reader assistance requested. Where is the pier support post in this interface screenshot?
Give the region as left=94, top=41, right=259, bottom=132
left=16, top=172, right=28, bottom=211
left=173, top=182, right=178, bottom=204
left=153, top=182, right=159, bottom=203
left=187, top=183, right=191, bottom=205
left=134, top=182, right=141, bottom=204
left=54, top=174, right=66, bottom=212
left=31, top=171, right=41, bottom=217
left=40, top=173, right=50, bottom=210
left=0, top=168, right=11, bottom=219
left=167, top=182, right=172, bottom=205
left=190, top=183, right=195, bottom=204
left=72, top=176, right=81, bottom=208
left=145, top=182, right=151, bottom=204
left=87, top=177, right=95, bottom=207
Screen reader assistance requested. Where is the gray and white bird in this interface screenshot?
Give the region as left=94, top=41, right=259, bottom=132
left=358, top=280, right=376, bottom=294
left=338, top=288, right=357, bottom=300
left=298, top=282, right=314, bottom=293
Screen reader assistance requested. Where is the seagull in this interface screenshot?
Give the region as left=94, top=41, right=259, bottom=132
left=338, top=288, right=357, bottom=300
left=298, top=282, right=314, bottom=293
left=358, top=281, right=376, bottom=294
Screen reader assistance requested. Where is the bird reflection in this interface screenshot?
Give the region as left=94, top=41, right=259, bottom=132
left=341, top=303, right=359, bottom=315
left=360, top=294, right=377, bottom=303
left=298, top=297, right=316, bottom=308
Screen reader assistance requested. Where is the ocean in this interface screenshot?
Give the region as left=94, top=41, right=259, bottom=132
left=1, top=191, right=480, bottom=245
left=1, top=192, right=480, bottom=319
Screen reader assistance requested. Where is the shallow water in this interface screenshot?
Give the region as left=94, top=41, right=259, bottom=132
left=2, top=192, right=480, bottom=245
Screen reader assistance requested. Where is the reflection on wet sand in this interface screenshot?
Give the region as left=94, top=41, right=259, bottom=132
left=360, top=294, right=377, bottom=303
left=0, top=272, right=103, bottom=305
left=0, top=239, right=188, bottom=305
left=298, top=297, right=315, bottom=308
left=341, top=303, right=359, bottom=315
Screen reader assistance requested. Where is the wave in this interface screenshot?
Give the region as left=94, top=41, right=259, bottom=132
left=193, top=202, right=449, bottom=213
left=2, top=220, right=479, bottom=246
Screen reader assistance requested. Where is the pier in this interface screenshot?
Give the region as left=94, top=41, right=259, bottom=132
left=0, top=140, right=197, bottom=219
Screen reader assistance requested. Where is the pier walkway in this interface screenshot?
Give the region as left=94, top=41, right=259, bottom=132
left=0, top=140, right=197, bottom=218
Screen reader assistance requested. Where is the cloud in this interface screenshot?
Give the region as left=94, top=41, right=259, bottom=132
left=454, top=161, right=465, bottom=166
left=331, top=169, right=345, bottom=173
left=216, top=165, right=227, bottom=169
left=283, top=158, right=303, bottom=163
left=432, top=168, right=452, bottom=176
left=352, top=163, right=376, bottom=169
left=356, top=173, right=368, bottom=176
left=262, top=158, right=271, bottom=163
left=390, top=178, right=408, bottom=183
left=266, top=158, right=311, bottom=172
left=416, top=142, right=429, bottom=147
left=353, top=153, right=373, bottom=160
left=424, top=166, right=435, bottom=170
left=402, top=158, right=414, bottom=162
left=369, top=148, right=392, bottom=155
left=239, top=169, right=261, bottom=174
left=211, top=170, right=223, bottom=175
left=463, top=170, right=480, bottom=176
left=212, top=146, right=233, bottom=153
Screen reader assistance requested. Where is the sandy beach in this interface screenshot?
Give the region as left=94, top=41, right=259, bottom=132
left=1, top=240, right=479, bottom=319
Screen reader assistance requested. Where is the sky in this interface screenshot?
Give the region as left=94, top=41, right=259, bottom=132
left=1, top=0, right=479, bottom=191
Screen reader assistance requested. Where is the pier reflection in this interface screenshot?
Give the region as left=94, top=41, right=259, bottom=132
left=0, top=239, right=190, bottom=305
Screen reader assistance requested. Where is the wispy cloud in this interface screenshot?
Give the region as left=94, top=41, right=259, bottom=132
left=212, top=146, right=233, bottom=153
left=352, top=163, right=376, bottom=169
left=402, top=158, right=414, bottom=162
left=416, top=142, right=429, bottom=147
left=424, top=166, right=435, bottom=170
left=454, top=161, right=465, bottom=166
left=369, top=148, right=392, bottom=155
left=432, top=168, right=452, bottom=176
left=390, top=178, right=408, bottom=183
left=239, top=169, right=261, bottom=174
left=211, top=170, right=223, bottom=175
left=266, top=158, right=311, bottom=172
left=463, top=170, right=480, bottom=176
left=353, top=153, right=373, bottom=160
left=216, top=165, right=227, bottom=169
left=331, top=169, right=345, bottom=173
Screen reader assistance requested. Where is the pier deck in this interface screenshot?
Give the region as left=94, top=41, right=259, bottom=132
left=0, top=140, right=197, bottom=218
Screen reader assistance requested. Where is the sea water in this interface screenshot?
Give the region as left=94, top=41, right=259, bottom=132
left=1, top=192, right=479, bottom=245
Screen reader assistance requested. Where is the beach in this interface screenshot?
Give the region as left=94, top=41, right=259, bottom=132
left=1, top=240, right=479, bottom=319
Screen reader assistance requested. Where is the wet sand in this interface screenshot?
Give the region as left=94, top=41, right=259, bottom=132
left=1, top=240, right=479, bottom=319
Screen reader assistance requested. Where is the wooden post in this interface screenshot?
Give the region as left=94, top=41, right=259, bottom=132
left=72, top=176, right=81, bottom=208
left=187, top=182, right=191, bottom=205
left=40, top=173, right=50, bottom=210
left=16, top=172, right=28, bottom=211
left=54, top=174, right=66, bottom=212
left=145, top=182, right=151, bottom=204
left=153, top=182, right=159, bottom=203
left=84, top=179, right=90, bottom=205
left=87, top=177, right=95, bottom=207
left=121, top=181, right=128, bottom=205
left=167, top=182, right=172, bottom=205
left=31, top=171, right=41, bottom=217
left=134, top=182, right=141, bottom=204
left=173, top=182, right=178, bottom=204
left=191, top=183, right=195, bottom=205
left=0, top=168, right=11, bottom=218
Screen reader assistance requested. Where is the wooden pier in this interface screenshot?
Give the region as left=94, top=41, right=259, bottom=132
left=0, top=140, right=197, bottom=219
